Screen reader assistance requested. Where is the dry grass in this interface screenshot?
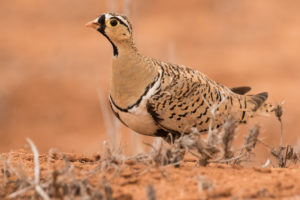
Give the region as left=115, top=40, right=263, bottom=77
left=1, top=91, right=297, bottom=199
left=1, top=104, right=300, bottom=199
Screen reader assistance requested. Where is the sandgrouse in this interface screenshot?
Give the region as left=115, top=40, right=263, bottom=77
left=86, top=13, right=275, bottom=142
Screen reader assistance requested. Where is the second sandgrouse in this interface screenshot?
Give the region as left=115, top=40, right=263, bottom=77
left=86, top=13, right=275, bottom=141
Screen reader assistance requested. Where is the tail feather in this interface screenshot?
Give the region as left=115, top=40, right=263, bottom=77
left=249, top=92, right=268, bottom=111
left=233, top=91, right=278, bottom=123
left=248, top=92, right=278, bottom=116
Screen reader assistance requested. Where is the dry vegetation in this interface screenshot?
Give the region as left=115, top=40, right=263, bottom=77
left=1, top=104, right=300, bottom=199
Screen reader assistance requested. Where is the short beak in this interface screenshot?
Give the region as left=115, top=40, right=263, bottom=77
left=85, top=20, right=100, bottom=29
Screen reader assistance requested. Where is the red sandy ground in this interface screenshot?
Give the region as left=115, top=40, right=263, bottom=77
left=1, top=0, right=300, bottom=199
left=1, top=150, right=300, bottom=199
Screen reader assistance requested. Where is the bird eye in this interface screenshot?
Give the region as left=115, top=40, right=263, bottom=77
left=110, top=19, right=118, bottom=27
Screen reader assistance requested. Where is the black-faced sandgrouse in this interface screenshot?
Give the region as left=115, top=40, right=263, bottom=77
left=86, top=13, right=275, bottom=142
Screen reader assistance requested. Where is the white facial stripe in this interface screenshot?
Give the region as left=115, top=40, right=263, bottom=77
left=115, top=16, right=130, bottom=29
left=104, top=13, right=130, bottom=31
left=105, top=13, right=113, bottom=20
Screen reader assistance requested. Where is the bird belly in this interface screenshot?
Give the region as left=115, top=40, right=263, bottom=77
left=110, top=100, right=159, bottom=136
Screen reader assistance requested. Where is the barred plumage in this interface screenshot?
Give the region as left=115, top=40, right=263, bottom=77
left=86, top=13, right=275, bottom=141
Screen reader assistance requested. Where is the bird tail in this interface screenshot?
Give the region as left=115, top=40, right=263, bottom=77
left=249, top=92, right=268, bottom=111
left=247, top=92, right=276, bottom=116
left=229, top=91, right=279, bottom=124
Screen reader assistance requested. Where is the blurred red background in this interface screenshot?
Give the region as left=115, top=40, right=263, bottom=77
left=0, top=0, right=299, bottom=157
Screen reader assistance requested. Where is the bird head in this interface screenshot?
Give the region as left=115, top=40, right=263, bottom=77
left=86, top=13, right=132, bottom=42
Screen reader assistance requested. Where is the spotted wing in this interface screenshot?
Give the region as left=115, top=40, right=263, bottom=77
left=146, top=67, right=231, bottom=137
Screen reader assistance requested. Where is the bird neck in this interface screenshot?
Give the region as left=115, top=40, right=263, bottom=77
left=110, top=42, right=158, bottom=109
left=112, top=38, right=137, bottom=58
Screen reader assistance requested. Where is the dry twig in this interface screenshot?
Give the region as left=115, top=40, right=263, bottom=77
left=9, top=138, right=49, bottom=200
left=146, top=183, right=156, bottom=200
